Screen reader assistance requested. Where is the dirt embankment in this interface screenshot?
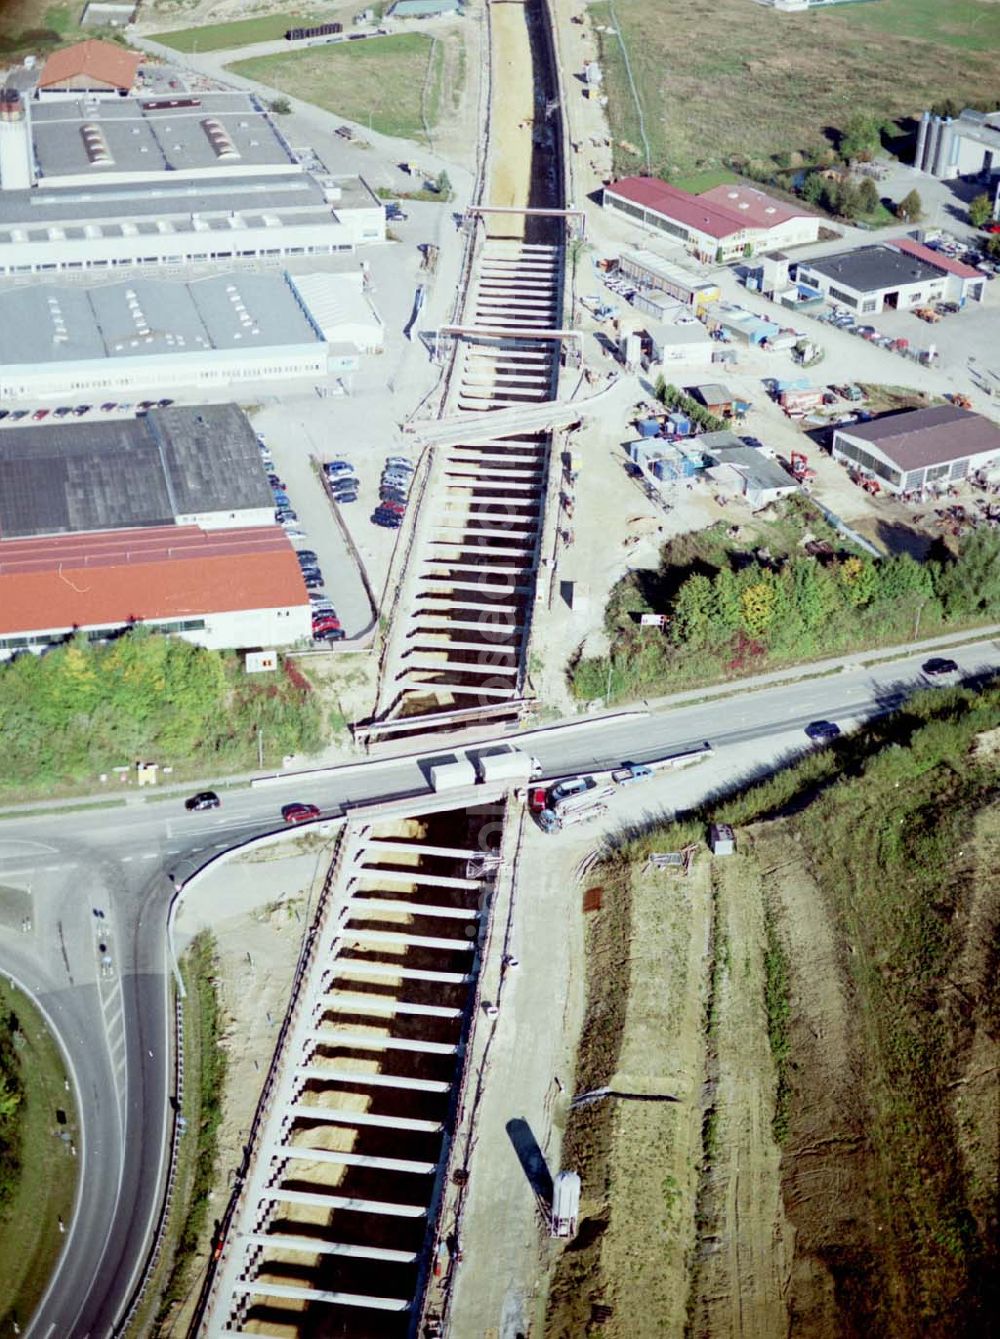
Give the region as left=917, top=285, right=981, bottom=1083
left=543, top=717, right=1000, bottom=1339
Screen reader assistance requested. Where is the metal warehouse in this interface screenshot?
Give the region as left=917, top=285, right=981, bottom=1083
left=797, top=243, right=985, bottom=313
left=831, top=405, right=1000, bottom=495
left=915, top=107, right=1000, bottom=182
left=0, top=270, right=375, bottom=399
left=617, top=249, right=720, bottom=310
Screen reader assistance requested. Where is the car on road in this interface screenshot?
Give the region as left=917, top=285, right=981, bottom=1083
left=922, top=656, right=959, bottom=680
left=185, top=791, right=220, bottom=811
left=282, top=802, right=320, bottom=823
left=804, top=720, right=841, bottom=742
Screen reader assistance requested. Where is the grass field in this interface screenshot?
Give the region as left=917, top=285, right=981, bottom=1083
left=152, top=13, right=328, bottom=52
left=592, top=0, right=1000, bottom=178
left=229, top=32, right=445, bottom=140
left=0, top=978, right=79, bottom=1333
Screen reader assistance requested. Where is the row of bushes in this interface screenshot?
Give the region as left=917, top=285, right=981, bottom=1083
left=0, top=1009, right=24, bottom=1212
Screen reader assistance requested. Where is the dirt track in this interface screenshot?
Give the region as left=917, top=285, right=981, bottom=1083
left=486, top=2, right=535, bottom=237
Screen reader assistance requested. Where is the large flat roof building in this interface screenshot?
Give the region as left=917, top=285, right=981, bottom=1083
left=0, top=89, right=385, bottom=273
left=0, top=271, right=337, bottom=399
left=796, top=243, right=985, bottom=312
left=0, top=404, right=275, bottom=536
left=0, top=403, right=312, bottom=655
left=832, top=405, right=1000, bottom=494
left=0, top=525, right=311, bottom=656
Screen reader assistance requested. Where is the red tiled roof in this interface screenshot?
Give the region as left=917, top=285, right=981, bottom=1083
left=605, top=177, right=747, bottom=239
left=38, top=39, right=141, bottom=91
left=890, top=237, right=981, bottom=281
left=0, top=525, right=308, bottom=636
left=699, top=183, right=814, bottom=229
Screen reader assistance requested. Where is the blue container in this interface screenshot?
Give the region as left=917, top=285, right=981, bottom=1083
left=652, top=456, right=678, bottom=481
left=637, top=417, right=662, bottom=438
left=668, top=412, right=691, bottom=437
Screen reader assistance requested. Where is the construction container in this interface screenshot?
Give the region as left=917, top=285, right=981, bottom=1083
left=667, top=412, right=691, bottom=436
left=637, top=417, right=663, bottom=438
left=652, top=455, right=678, bottom=482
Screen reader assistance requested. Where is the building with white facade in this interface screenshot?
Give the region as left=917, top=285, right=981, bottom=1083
left=0, top=269, right=384, bottom=400
left=831, top=405, right=1000, bottom=495
left=914, top=108, right=1000, bottom=182
left=603, top=177, right=821, bottom=261
left=0, top=404, right=312, bottom=656
left=795, top=243, right=985, bottom=313
left=0, top=88, right=385, bottom=275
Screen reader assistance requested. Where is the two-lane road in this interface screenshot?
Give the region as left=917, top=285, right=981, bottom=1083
left=3, top=637, right=997, bottom=1337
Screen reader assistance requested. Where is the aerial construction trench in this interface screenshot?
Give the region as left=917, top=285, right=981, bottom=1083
left=196, top=800, right=507, bottom=1338
left=374, top=0, right=568, bottom=737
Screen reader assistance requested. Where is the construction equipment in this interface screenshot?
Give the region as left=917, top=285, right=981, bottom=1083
left=790, top=451, right=816, bottom=482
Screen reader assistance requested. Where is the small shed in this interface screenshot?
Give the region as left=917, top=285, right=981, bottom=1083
left=690, top=382, right=735, bottom=417
left=551, top=1170, right=581, bottom=1238
left=709, top=823, right=735, bottom=856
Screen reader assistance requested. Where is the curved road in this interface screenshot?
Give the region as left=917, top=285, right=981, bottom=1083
left=1, top=636, right=997, bottom=1337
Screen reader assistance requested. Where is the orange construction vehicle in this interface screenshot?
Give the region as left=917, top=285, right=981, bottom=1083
left=790, top=451, right=816, bottom=482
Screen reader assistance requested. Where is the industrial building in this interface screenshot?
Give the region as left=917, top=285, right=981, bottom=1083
left=646, top=318, right=716, bottom=371
left=0, top=87, right=385, bottom=272
left=795, top=242, right=985, bottom=312
left=700, top=431, right=799, bottom=508
left=603, top=177, right=821, bottom=261
left=617, top=248, right=720, bottom=310
left=0, top=269, right=382, bottom=400
left=914, top=107, right=1000, bottom=183
left=831, top=405, right=1000, bottom=495
left=35, top=39, right=141, bottom=100
left=0, top=404, right=311, bottom=655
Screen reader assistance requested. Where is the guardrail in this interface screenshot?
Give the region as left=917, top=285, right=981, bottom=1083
left=187, top=826, right=349, bottom=1336
left=116, top=993, right=185, bottom=1337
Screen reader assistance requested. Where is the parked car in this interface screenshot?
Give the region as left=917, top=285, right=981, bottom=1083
left=282, top=802, right=320, bottom=824
left=185, top=790, right=220, bottom=811
left=922, top=656, right=959, bottom=680
left=314, top=627, right=346, bottom=642
left=296, top=549, right=318, bottom=563
left=385, top=456, right=415, bottom=472
left=267, top=474, right=287, bottom=489
left=323, top=459, right=353, bottom=476
left=372, top=509, right=403, bottom=528
left=157, top=398, right=174, bottom=407
left=100, top=402, right=117, bottom=412
left=804, top=720, right=840, bottom=742
left=331, top=489, right=359, bottom=504
left=379, top=499, right=406, bottom=516
left=73, top=405, right=92, bottom=416
left=8, top=410, right=28, bottom=421
left=549, top=775, right=596, bottom=805
left=32, top=409, right=49, bottom=420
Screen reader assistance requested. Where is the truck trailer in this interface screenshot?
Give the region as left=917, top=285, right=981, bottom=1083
left=473, top=748, right=542, bottom=786
left=428, top=758, right=477, bottom=791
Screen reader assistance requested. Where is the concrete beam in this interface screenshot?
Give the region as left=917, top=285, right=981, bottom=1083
left=318, top=991, right=464, bottom=1017
left=306, top=1028, right=459, bottom=1055
left=293, top=1066, right=451, bottom=1095
left=242, top=1233, right=419, bottom=1262
left=269, top=1144, right=438, bottom=1174
left=363, top=839, right=486, bottom=859
left=358, top=867, right=483, bottom=891
left=231, top=1281, right=410, bottom=1310
left=333, top=961, right=472, bottom=985
left=283, top=1104, right=444, bottom=1135
left=395, top=680, right=519, bottom=700
left=399, top=659, right=521, bottom=679
left=344, top=898, right=480, bottom=921
left=340, top=928, right=476, bottom=950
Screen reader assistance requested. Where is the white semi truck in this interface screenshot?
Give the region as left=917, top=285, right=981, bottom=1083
left=428, top=748, right=541, bottom=792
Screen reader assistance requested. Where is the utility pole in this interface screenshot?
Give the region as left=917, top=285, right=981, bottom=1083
left=257, top=727, right=264, bottom=768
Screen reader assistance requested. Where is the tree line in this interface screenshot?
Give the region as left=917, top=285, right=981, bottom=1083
left=0, top=628, right=324, bottom=791
left=571, top=528, right=1000, bottom=701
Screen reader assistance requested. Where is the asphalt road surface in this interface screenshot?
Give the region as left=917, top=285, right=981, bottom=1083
left=2, top=637, right=997, bottom=1337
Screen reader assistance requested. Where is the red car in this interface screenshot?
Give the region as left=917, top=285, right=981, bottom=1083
left=312, top=615, right=342, bottom=633
left=984, top=222, right=1000, bottom=234
left=282, top=802, right=320, bottom=824
left=527, top=786, right=548, bottom=814
left=32, top=409, right=49, bottom=420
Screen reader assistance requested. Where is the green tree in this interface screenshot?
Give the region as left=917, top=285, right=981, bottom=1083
left=857, top=176, right=881, bottom=215
left=835, top=178, right=864, bottom=220
left=987, top=234, right=1000, bottom=262
left=672, top=573, right=716, bottom=647
left=969, top=192, right=993, bottom=229
left=896, top=189, right=923, bottom=222
left=269, top=97, right=291, bottom=115
left=740, top=579, right=777, bottom=637
left=839, top=111, right=882, bottom=163
left=934, top=530, right=1000, bottom=619
left=838, top=555, right=878, bottom=608
left=434, top=169, right=452, bottom=197
left=800, top=172, right=824, bottom=206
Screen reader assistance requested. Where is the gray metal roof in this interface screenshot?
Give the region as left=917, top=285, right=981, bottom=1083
left=703, top=439, right=798, bottom=492
left=802, top=245, right=941, bottom=293
left=0, top=273, right=321, bottom=366
left=0, top=405, right=272, bottom=539
left=30, top=93, right=293, bottom=179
